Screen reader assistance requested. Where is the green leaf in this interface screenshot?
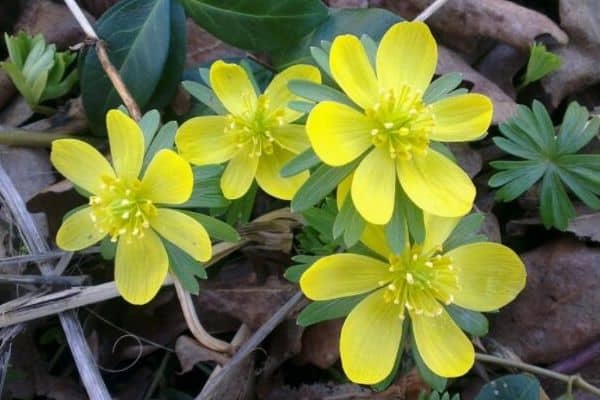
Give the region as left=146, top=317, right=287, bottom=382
left=309, top=45, right=331, bottom=77
left=302, top=206, right=336, bottom=241
left=385, top=185, right=408, bottom=254
left=540, top=170, right=575, bottom=230
left=284, top=263, right=311, bottom=283
left=423, top=73, right=463, bottom=104
left=288, top=79, right=356, bottom=108
left=297, top=294, right=366, bottom=327
left=412, top=334, right=447, bottom=391
left=519, top=43, right=561, bottom=89
left=280, top=148, right=321, bottom=177
left=182, top=0, right=328, bottom=52
left=274, top=7, right=401, bottom=68
left=333, top=195, right=366, bottom=247
left=139, top=109, right=161, bottom=150
left=81, top=0, right=172, bottom=135
left=557, top=103, right=600, bottom=154
left=291, top=158, right=360, bottom=212
left=446, top=304, right=488, bottom=337
left=224, top=182, right=256, bottom=225
left=178, top=165, right=230, bottom=209
left=144, top=121, right=178, bottom=166
left=165, top=239, right=206, bottom=294
left=475, top=374, right=540, bottom=400
left=183, top=211, right=240, bottom=243
left=182, top=80, right=227, bottom=114
left=443, top=213, right=487, bottom=251
left=401, top=188, right=425, bottom=244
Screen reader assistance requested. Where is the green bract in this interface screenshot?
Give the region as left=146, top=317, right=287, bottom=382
left=518, top=43, right=562, bottom=90
left=1, top=32, right=77, bottom=108
left=489, top=101, right=600, bottom=230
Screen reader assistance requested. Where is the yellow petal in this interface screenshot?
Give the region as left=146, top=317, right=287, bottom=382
left=255, top=147, right=309, bottom=200
left=175, top=116, right=239, bottom=165
left=397, top=150, right=475, bottom=217
left=220, top=146, right=259, bottom=199
left=351, top=147, right=396, bottom=225
left=411, top=307, right=474, bottom=377
left=330, top=34, right=379, bottom=109
left=56, top=207, right=106, bottom=251
left=430, top=94, right=493, bottom=142
left=106, top=109, right=145, bottom=182
left=376, top=21, right=437, bottom=94
left=150, top=208, right=212, bottom=262
left=51, top=139, right=115, bottom=194
left=307, top=101, right=374, bottom=166
left=300, top=254, right=392, bottom=300
left=446, top=242, right=526, bottom=311
left=209, top=60, right=256, bottom=116
left=264, top=64, right=321, bottom=123
left=361, top=223, right=392, bottom=259
left=336, top=174, right=352, bottom=210
left=115, top=229, right=168, bottom=305
left=140, top=149, right=193, bottom=204
left=271, top=124, right=310, bottom=154
left=422, top=213, right=461, bottom=254
left=340, top=289, right=404, bottom=384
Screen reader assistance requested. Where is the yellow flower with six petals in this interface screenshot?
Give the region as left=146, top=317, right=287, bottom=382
left=300, top=215, right=526, bottom=384
left=307, top=21, right=493, bottom=224
left=176, top=61, right=321, bottom=200
left=51, top=110, right=212, bottom=305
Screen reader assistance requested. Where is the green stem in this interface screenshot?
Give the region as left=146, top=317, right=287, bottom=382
left=475, top=353, right=600, bottom=397
left=0, top=130, right=103, bottom=147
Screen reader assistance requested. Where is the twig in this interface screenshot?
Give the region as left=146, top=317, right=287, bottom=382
left=173, top=278, right=233, bottom=353
left=414, top=0, right=450, bottom=21
left=475, top=353, right=600, bottom=397
left=550, top=341, right=600, bottom=375
left=0, top=129, right=103, bottom=147
left=0, top=164, right=111, bottom=399
left=63, top=0, right=142, bottom=120
left=0, top=274, right=87, bottom=286
left=197, top=291, right=304, bottom=398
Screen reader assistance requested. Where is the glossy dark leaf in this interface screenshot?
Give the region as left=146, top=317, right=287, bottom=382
left=475, top=374, right=540, bottom=400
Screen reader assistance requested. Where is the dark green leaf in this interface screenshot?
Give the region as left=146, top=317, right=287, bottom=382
left=284, top=263, right=311, bottom=283
left=540, top=170, right=575, bottom=230
left=146, top=0, right=186, bottom=109
left=475, top=374, right=540, bottom=400
left=182, top=80, right=227, bottom=114
left=400, top=187, right=425, bottom=244
left=412, top=334, right=447, bottom=391
left=274, top=8, right=401, bottom=68
left=81, top=0, right=172, bottom=134
left=292, top=159, right=360, bottom=212
left=385, top=186, right=408, bottom=254
left=139, top=109, right=161, bottom=150
left=183, top=211, right=240, bottom=242
left=491, top=165, right=546, bottom=202
left=182, top=0, right=328, bottom=52
left=164, top=239, right=207, bottom=294
left=144, top=121, right=178, bottom=167
left=225, top=182, right=256, bottom=225
left=99, top=237, right=116, bottom=260
left=297, top=294, right=366, bottom=327
left=446, top=304, right=488, bottom=337
left=302, top=206, right=336, bottom=241
left=280, top=148, right=321, bottom=177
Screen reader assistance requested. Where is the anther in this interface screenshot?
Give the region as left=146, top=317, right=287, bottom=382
left=425, top=261, right=433, bottom=268
left=383, top=122, right=394, bottom=129
left=406, top=273, right=414, bottom=284
left=388, top=283, right=397, bottom=291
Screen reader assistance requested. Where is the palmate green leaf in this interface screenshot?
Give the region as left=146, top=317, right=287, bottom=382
left=182, top=80, right=227, bottom=114
left=177, top=165, right=230, bottom=209
left=443, top=212, right=488, bottom=251
left=475, top=374, right=540, bottom=400
left=519, top=43, right=562, bottom=89
left=182, top=0, right=328, bottom=52
left=288, top=79, right=356, bottom=109
left=164, top=240, right=206, bottom=294
left=81, top=0, right=182, bottom=135
left=446, top=304, right=488, bottom=337
left=333, top=194, right=365, bottom=247
left=183, top=211, right=240, bottom=243
left=422, top=73, right=463, bottom=104
left=297, top=294, right=366, bottom=327
left=280, top=148, right=321, bottom=177
left=273, top=7, right=401, bottom=68
left=489, top=101, right=600, bottom=230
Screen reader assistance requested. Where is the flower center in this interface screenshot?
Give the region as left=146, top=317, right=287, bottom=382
left=89, top=176, right=157, bottom=242
left=224, top=94, right=285, bottom=158
left=381, top=245, right=459, bottom=319
left=365, top=86, right=435, bottom=160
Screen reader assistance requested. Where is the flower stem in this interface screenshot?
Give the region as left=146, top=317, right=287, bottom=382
left=475, top=353, right=600, bottom=397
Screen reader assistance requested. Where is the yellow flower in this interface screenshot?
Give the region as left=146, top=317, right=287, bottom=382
left=299, top=215, right=526, bottom=384
left=176, top=61, right=321, bottom=200
left=51, top=110, right=212, bottom=305
left=307, top=21, right=493, bottom=224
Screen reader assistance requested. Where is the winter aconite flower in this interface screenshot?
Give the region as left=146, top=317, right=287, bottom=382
left=51, top=110, right=212, bottom=305
left=176, top=61, right=321, bottom=200
left=300, top=215, right=526, bottom=384
left=307, top=21, right=493, bottom=224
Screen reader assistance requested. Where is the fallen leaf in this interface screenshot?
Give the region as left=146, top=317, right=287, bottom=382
left=298, top=319, right=342, bottom=369
left=566, top=213, right=600, bottom=243
left=490, top=238, right=600, bottom=364
left=175, top=335, right=230, bottom=373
